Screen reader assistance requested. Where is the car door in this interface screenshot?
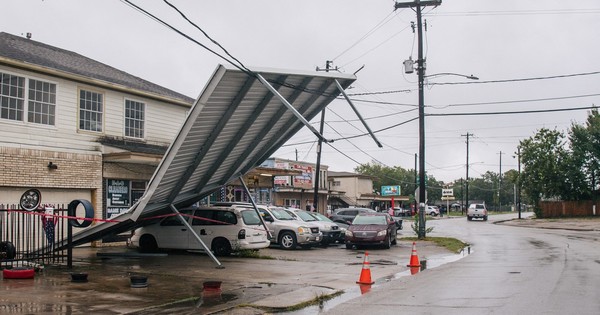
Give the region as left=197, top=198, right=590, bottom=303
left=157, top=210, right=192, bottom=249
left=189, top=209, right=216, bottom=249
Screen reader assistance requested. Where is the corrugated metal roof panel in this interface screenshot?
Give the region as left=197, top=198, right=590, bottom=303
left=68, top=64, right=355, bottom=246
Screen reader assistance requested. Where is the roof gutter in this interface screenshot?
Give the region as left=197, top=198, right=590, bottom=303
left=0, top=57, right=193, bottom=108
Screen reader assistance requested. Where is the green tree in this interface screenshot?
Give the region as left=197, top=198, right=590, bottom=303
left=519, top=128, right=570, bottom=216
left=569, top=108, right=600, bottom=198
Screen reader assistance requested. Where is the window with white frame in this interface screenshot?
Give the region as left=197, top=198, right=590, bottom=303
left=28, top=79, right=56, bottom=125
left=79, top=89, right=103, bottom=132
left=124, top=99, right=145, bottom=138
left=0, top=72, right=25, bottom=121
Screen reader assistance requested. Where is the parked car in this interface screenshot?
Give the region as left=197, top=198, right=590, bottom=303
left=285, top=208, right=341, bottom=246
left=253, top=205, right=322, bottom=249
left=128, top=206, right=270, bottom=256
left=345, top=213, right=398, bottom=249
left=467, top=203, right=488, bottom=221
left=309, top=211, right=346, bottom=243
left=393, top=207, right=412, bottom=217
left=426, top=205, right=440, bottom=216
left=329, top=207, right=376, bottom=225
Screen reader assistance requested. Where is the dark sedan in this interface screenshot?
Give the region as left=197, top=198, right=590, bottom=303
left=345, top=213, right=398, bottom=249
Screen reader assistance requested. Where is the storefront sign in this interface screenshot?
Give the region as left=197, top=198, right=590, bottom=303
left=381, top=185, right=401, bottom=196
left=107, top=179, right=130, bottom=207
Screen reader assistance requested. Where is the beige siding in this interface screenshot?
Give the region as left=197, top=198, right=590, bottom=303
left=0, top=65, right=188, bottom=151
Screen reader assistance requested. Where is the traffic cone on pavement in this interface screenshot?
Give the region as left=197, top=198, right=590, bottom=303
left=407, top=242, right=421, bottom=267
left=356, top=251, right=375, bottom=285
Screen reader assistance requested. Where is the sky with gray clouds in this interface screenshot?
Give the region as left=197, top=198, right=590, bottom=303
left=2, top=0, right=599, bottom=182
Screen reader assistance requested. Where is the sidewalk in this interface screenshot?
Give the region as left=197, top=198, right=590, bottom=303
left=497, top=216, right=600, bottom=231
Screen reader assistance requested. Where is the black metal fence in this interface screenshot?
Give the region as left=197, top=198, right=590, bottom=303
left=0, top=204, right=68, bottom=268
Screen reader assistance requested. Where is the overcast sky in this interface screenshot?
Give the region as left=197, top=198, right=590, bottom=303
left=3, top=0, right=599, bottom=183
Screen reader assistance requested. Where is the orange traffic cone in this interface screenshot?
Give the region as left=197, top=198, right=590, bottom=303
left=356, top=251, right=375, bottom=285
left=409, top=266, right=420, bottom=275
left=407, top=242, right=421, bottom=267
left=358, top=283, right=372, bottom=295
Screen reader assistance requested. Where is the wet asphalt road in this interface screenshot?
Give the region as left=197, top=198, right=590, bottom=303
left=2, top=213, right=598, bottom=314
left=0, top=223, right=453, bottom=314
left=324, top=213, right=600, bottom=315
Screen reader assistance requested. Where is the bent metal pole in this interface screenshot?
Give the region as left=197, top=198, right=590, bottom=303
left=169, top=204, right=223, bottom=268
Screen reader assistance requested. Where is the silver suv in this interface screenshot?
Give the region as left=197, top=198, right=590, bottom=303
left=254, top=205, right=322, bottom=249
left=285, top=208, right=341, bottom=246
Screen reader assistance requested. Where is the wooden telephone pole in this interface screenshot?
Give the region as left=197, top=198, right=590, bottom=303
left=394, top=0, right=442, bottom=239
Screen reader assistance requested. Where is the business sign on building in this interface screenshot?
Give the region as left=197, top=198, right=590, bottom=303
left=381, top=185, right=401, bottom=196
left=274, top=162, right=291, bottom=185
left=106, top=179, right=130, bottom=219
left=292, top=163, right=313, bottom=186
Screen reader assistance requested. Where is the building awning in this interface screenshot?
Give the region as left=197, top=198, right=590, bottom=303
left=66, top=64, right=356, bottom=247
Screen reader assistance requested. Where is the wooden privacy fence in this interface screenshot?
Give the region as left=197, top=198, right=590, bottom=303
left=539, top=200, right=600, bottom=218
left=0, top=204, right=69, bottom=268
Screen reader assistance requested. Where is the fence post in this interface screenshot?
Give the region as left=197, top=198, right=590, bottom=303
left=67, top=220, right=72, bottom=269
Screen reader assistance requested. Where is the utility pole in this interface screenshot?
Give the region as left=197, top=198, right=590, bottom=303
left=312, top=61, right=333, bottom=213
left=395, top=0, right=442, bottom=239
left=498, top=151, right=505, bottom=211
left=516, top=146, right=521, bottom=219
left=462, top=132, right=473, bottom=211
left=414, top=153, right=418, bottom=215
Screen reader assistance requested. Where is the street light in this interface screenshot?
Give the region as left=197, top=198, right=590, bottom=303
left=424, top=73, right=479, bottom=80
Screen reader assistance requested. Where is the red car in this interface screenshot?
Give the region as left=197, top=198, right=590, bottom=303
left=345, top=213, right=398, bottom=249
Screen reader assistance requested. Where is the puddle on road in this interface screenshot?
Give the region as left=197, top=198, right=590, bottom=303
left=281, top=248, right=471, bottom=315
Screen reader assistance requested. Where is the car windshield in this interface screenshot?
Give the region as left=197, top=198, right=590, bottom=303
left=311, top=212, right=333, bottom=222
left=352, top=215, right=387, bottom=225
left=294, top=211, right=317, bottom=222
left=240, top=210, right=262, bottom=225
left=270, top=208, right=295, bottom=220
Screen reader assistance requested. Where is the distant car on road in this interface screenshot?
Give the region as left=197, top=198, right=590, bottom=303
left=393, top=207, right=412, bottom=217
left=426, top=205, right=440, bottom=216
left=329, top=208, right=376, bottom=225
left=467, top=203, right=488, bottom=221
left=345, top=213, right=398, bottom=249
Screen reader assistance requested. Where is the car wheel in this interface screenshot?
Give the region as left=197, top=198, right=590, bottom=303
left=467, top=216, right=473, bottom=221
left=483, top=216, right=488, bottom=221
left=345, top=243, right=353, bottom=249
left=212, top=238, right=232, bottom=256
left=138, top=235, right=158, bottom=253
left=383, top=236, right=391, bottom=249
left=279, top=231, right=297, bottom=250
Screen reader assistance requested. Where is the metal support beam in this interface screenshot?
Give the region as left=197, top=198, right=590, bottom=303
left=169, top=204, right=224, bottom=268
left=238, top=175, right=273, bottom=240
left=334, top=79, right=383, bottom=148
left=256, top=73, right=328, bottom=143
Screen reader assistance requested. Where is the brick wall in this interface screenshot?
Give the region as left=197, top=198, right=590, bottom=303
left=0, top=147, right=102, bottom=189
left=0, top=147, right=102, bottom=220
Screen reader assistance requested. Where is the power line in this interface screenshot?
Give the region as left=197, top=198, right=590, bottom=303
left=427, top=105, right=597, bottom=117
left=332, top=10, right=398, bottom=61
left=429, top=71, right=600, bottom=86
left=432, top=8, right=600, bottom=17
left=427, top=92, right=600, bottom=109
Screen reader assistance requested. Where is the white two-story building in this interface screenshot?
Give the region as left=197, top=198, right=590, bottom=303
left=0, top=32, right=194, bottom=224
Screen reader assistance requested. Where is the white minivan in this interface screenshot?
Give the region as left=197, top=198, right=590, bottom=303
left=129, top=206, right=270, bottom=256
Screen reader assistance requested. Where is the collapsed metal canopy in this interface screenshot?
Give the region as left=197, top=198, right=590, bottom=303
left=66, top=64, right=356, bottom=246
